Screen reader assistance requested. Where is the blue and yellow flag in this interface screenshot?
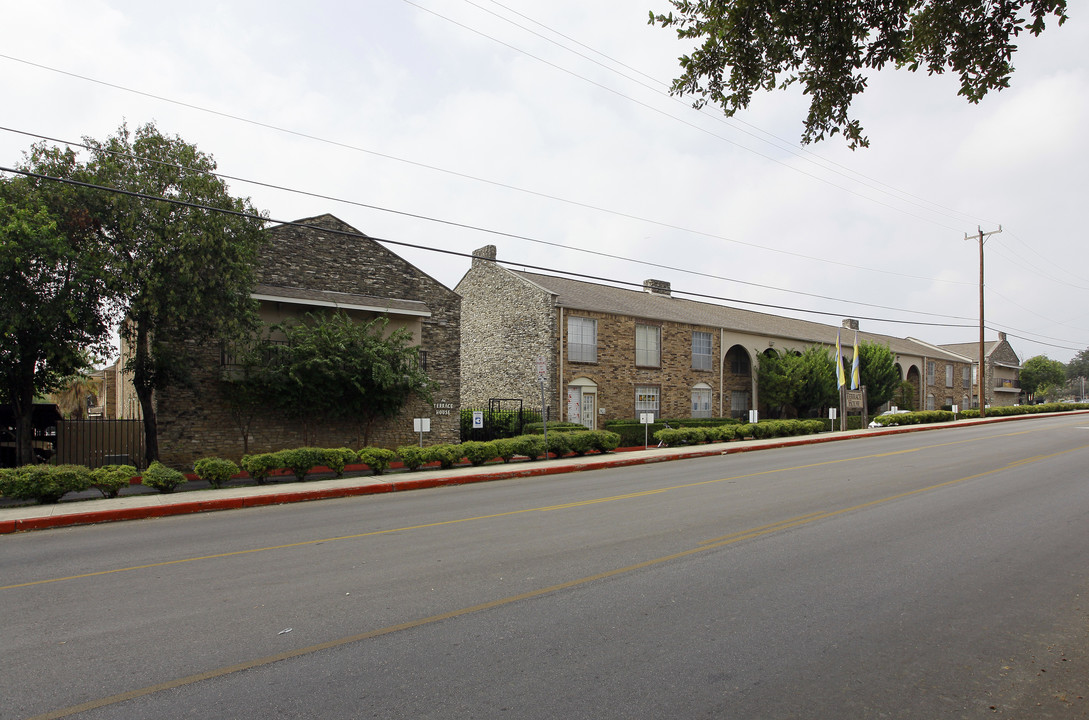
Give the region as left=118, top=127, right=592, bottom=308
left=850, top=330, right=860, bottom=390
left=836, top=330, right=846, bottom=388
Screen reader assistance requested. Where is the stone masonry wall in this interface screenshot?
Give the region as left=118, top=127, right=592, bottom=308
left=456, top=249, right=558, bottom=417
left=155, top=215, right=461, bottom=467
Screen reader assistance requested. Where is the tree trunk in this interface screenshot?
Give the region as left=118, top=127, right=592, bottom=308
left=132, top=319, right=159, bottom=466
left=12, top=379, right=37, bottom=466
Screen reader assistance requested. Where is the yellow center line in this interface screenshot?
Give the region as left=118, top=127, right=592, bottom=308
left=4, top=425, right=1082, bottom=592
left=26, top=441, right=1089, bottom=720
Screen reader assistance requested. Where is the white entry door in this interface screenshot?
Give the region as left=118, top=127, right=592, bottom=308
left=581, top=392, right=596, bottom=430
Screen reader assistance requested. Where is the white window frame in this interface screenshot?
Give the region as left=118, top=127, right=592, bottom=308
left=635, top=385, right=660, bottom=420
left=636, top=324, right=661, bottom=367
left=692, top=331, right=713, bottom=371
left=568, top=317, right=597, bottom=363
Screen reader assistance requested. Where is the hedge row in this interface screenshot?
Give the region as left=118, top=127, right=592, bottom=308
left=869, top=410, right=955, bottom=427
left=960, top=402, right=1089, bottom=419
left=652, top=419, right=826, bottom=447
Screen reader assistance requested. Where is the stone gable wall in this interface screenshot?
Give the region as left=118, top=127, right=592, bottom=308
left=456, top=253, right=557, bottom=415
left=155, top=216, right=461, bottom=467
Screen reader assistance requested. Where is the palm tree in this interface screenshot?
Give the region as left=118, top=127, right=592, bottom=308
left=52, top=372, right=103, bottom=419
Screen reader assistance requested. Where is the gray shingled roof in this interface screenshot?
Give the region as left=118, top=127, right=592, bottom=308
left=252, top=284, right=431, bottom=317
left=511, top=270, right=967, bottom=362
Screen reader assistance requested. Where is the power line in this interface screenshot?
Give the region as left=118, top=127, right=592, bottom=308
left=0, top=164, right=979, bottom=330
left=0, top=126, right=980, bottom=324
left=0, top=53, right=976, bottom=286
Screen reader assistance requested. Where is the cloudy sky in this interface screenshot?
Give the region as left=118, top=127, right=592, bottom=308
left=1, top=1, right=1085, bottom=363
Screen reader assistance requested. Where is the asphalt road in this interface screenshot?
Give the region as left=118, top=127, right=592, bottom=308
left=4, top=415, right=1088, bottom=719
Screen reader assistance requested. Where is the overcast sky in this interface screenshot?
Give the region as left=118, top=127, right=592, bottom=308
left=2, top=1, right=1085, bottom=363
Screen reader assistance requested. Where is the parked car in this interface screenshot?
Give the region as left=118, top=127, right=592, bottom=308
left=868, top=409, right=911, bottom=428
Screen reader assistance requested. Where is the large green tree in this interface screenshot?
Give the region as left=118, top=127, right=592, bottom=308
left=650, top=1, right=1068, bottom=147
left=0, top=161, right=115, bottom=465
left=756, top=344, right=838, bottom=417
left=255, top=312, right=435, bottom=447
left=1019, top=354, right=1066, bottom=400
left=81, top=123, right=268, bottom=464
left=856, top=341, right=899, bottom=413
left=1066, top=348, right=1089, bottom=384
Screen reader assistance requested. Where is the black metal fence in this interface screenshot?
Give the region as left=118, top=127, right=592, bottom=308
left=460, top=401, right=543, bottom=442
left=54, top=419, right=146, bottom=469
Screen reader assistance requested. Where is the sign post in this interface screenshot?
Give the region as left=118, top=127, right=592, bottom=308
left=413, top=417, right=431, bottom=447
left=640, top=412, right=653, bottom=449
left=536, top=355, right=548, bottom=458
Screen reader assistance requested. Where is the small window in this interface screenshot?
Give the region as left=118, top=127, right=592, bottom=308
left=636, top=324, right=661, bottom=367
left=568, top=317, right=597, bottom=363
left=635, top=385, right=660, bottom=420
left=692, top=331, right=713, bottom=371
left=926, top=393, right=935, bottom=411
left=692, top=384, right=712, bottom=418
left=945, top=365, right=954, bottom=387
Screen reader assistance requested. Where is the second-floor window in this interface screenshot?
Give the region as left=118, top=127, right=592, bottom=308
left=926, top=361, right=936, bottom=386
left=962, top=366, right=971, bottom=388
left=568, top=317, right=597, bottom=363
left=692, top=331, right=713, bottom=371
left=636, top=324, right=661, bottom=367
left=945, top=365, right=954, bottom=387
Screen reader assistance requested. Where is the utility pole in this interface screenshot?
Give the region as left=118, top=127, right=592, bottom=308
left=967, top=226, right=1002, bottom=417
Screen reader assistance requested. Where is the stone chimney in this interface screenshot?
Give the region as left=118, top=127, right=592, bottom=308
left=472, top=245, right=497, bottom=267
left=644, top=279, right=671, bottom=296
left=998, top=331, right=1006, bottom=342
left=842, top=318, right=859, bottom=331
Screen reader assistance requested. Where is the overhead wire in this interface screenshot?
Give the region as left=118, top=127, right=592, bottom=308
left=0, top=125, right=980, bottom=324
left=0, top=164, right=980, bottom=330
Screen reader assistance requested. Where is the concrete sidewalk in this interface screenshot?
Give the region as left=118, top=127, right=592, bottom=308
left=1, top=412, right=1076, bottom=534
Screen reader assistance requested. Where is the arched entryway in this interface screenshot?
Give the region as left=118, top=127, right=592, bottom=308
left=724, top=344, right=753, bottom=419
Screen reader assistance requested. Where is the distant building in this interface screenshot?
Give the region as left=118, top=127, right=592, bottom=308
left=939, top=332, right=1022, bottom=407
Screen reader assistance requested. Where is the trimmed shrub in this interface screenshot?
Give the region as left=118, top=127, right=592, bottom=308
left=565, top=431, right=596, bottom=456
left=397, top=445, right=427, bottom=471
left=492, top=437, right=519, bottom=463
left=278, top=447, right=327, bottom=481
left=323, top=447, right=358, bottom=477
left=589, top=430, right=621, bottom=453
left=193, top=457, right=240, bottom=489
left=524, top=422, right=586, bottom=434
left=240, top=453, right=281, bottom=485
left=142, top=461, right=186, bottom=494
left=460, top=441, right=498, bottom=467
left=512, top=434, right=546, bottom=460
left=89, top=464, right=137, bottom=498
left=425, top=444, right=462, bottom=470
left=711, top=425, right=738, bottom=442
left=358, top=447, right=397, bottom=475
left=544, top=432, right=570, bottom=458
left=0, top=465, right=92, bottom=503
left=653, top=428, right=686, bottom=447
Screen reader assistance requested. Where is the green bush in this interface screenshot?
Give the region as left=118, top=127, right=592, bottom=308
left=711, top=425, right=738, bottom=442
left=240, top=453, right=281, bottom=485
left=142, top=461, right=186, bottom=494
left=653, top=428, right=685, bottom=447
left=589, top=430, right=621, bottom=453
left=544, top=432, right=570, bottom=458
left=278, top=447, right=327, bottom=481
left=871, top=410, right=955, bottom=427
left=0, top=464, right=92, bottom=504
left=524, top=422, right=586, bottom=434
left=193, top=457, right=240, bottom=489
left=512, top=434, right=546, bottom=460
left=89, top=464, right=137, bottom=498
left=323, top=447, right=358, bottom=477
left=358, top=447, right=397, bottom=475
left=565, top=431, right=596, bottom=456
left=397, top=445, right=427, bottom=471
left=460, top=441, right=498, bottom=467
left=425, top=444, right=462, bottom=470
left=492, top=437, right=519, bottom=463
